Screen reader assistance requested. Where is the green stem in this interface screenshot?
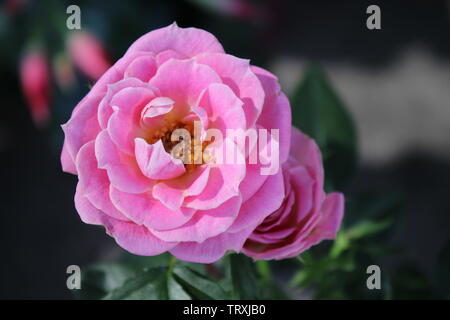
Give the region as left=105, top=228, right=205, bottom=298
left=296, top=255, right=306, bottom=266
left=166, top=255, right=177, bottom=278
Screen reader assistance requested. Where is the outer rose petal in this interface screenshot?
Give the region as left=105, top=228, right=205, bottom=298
left=126, top=22, right=224, bottom=58
left=74, top=184, right=107, bottom=225
left=109, top=185, right=196, bottom=230
left=61, top=140, right=77, bottom=174
left=308, top=193, right=345, bottom=242
left=61, top=93, right=103, bottom=167
left=252, top=66, right=291, bottom=163
left=290, top=127, right=324, bottom=188
left=239, top=162, right=268, bottom=202
left=152, top=195, right=242, bottom=243
left=228, top=168, right=284, bottom=233
left=103, top=218, right=177, bottom=256
left=75, top=141, right=128, bottom=221
left=290, top=127, right=325, bottom=212
left=170, top=224, right=256, bottom=263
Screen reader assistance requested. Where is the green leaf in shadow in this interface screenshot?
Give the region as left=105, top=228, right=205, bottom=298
left=230, top=254, right=259, bottom=299
left=291, top=63, right=357, bottom=189
left=173, top=266, right=228, bottom=300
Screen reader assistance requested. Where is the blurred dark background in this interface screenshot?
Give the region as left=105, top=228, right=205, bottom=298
left=0, top=0, right=449, bottom=299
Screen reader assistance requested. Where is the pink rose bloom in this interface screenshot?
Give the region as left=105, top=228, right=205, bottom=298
left=243, top=127, right=345, bottom=260
left=67, top=31, right=111, bottom=80
left=61, top=23, right=291, bottom=263
left=20, top=48, right=51, bottom=127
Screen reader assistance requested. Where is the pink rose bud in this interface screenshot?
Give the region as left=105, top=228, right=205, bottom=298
left=67, top=31, right=111, bottom=80
left=20, top=48, right=51, bottom=128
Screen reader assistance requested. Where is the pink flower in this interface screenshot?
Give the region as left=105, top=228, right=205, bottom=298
left=243, top=127, right=345, bottom=260
left=67, top=31, right=111, bottom=80
left=61, top=23, right=291, bottom=263
left=20, top=48, right=51, bottom=127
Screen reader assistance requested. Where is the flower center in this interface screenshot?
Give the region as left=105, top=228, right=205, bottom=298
left=146, top=120, right=211, bottom=172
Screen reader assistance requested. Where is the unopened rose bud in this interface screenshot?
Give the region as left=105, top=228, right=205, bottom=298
left=20, top=48, right=51, bottom=128
left=67, top=31, right=111, bottom=80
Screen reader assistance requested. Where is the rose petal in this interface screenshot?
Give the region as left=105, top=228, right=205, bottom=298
left=109, top=185, right=196, bottom=230
left=152, top=195, right=242, bottom=243
left=103, top=218, right=177, bottom=256
left=98, top=77, right=158, bottom=129
left=75, top=141, right=128, bottom=221
left=195, top=53, right=265, bottom=128
left=95, top=130, right=154, bottom=194
left=228, top=168, right=284, bottom=233
left=196, top=83, right=246, bottom=135
left=149, top=59, right=222, bottom=111
left=107, top=86, right=157, bottom=155
left=152, top=165, right=211, bottom=210
left=135, top=138, right=185, bottom=180
left=184, top=140, right=246, bottom=210
left=62, top=93, right=103, bottom=164
left=124, top=54, right=157, bottom=82
left=74, top=183, right=108, bottom=225
left=127, top=22, right=224, bottom=58
left=156, top=49, right=186, bottom=66
left=252, top=66, right=291, bottom=163
left=61, top=140, right=77, bottom=174
left=169, top=225, right=256, bottom=263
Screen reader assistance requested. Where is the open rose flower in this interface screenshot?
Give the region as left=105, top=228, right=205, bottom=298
left=61, top=23, right=291, bottom=263
left=243, top=127, right=345, bottom=260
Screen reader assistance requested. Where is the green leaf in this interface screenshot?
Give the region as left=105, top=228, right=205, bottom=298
left=230, top=254, right=259, bottom=299
left=119, top=252, right=172, bottom=269
left=167, top=275, right=191, bottom=300
left=102, top=267, right=168, bottom=300
left=76, top=262, right=142, bottom=299
left=173, top=266, right=228, bottom=300
left=347, top=218, right=393, bottom=239
left=255, top=260, right=271, bottom=283
left=329, top=231, right=351, bottom=259
left=291, top=63, right=357, bottom=189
